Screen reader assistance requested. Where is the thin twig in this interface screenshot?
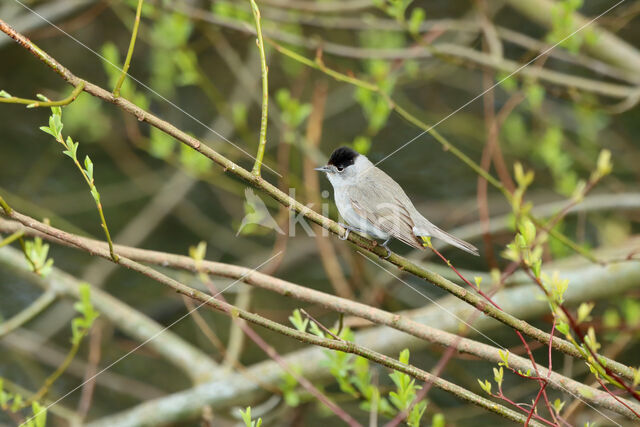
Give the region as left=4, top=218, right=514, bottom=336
left=250, top=0, right=269, bottom=176
left=0, top=229, right=24, bottom=248
left=24, top=329, right=86, bottom=406
left=0, top=19, right=636, bottom=397
left=1, top=207, right=542, bottom=425
left=300, top=309, right=343, bottom=341
left=3, top=218, right=639, bottom=419
left=0, top=290, right=57, bottom=337
left=0, top=82, right=85, bottom=108
left=113, top=0, right=144, bottom=97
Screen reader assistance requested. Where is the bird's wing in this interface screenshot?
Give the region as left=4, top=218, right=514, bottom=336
left=349, top=173, right=424, bottom=250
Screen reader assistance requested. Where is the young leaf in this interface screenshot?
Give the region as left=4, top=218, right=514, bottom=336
left=595, top=149, right=612, bottom=178
left=188, top=241, right=207, bottom=262
left=577, top=302, right=595, bottom=324
left=239, top=407, right=252, bottom=427
left=84, top=155, right=94, bottom=182
left=493, top=366, right=504, bottom=386
left=474, top=276, right=483, bottom=288
left=32, top=401, right=47, bottom=427
left=90, top=186, right=100, bottom=203
left=477, top=379, right=492, bottom=395
left=407, top=399, right=427, bottom=427
left=408, top=8, right=425, bottom=35
left=553, top=398, right=566, bottom=414
left=308, top=321, right=325, bottom=338
left=39, top=126, right=56, bottom=137
left=288, top=309, right=308, bottom=332
left=498, top=349, right=510, bottom=368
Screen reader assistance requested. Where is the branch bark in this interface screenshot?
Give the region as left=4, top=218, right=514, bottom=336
left=0, top=245, right=220, bottom=383
left=2, top=218, right=639, bottom=419
left=505, top=0, right=640, bottom=73
left=0, top=210, right=540, bottom=426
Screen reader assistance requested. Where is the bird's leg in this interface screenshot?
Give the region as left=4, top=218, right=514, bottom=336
left=338, top=223, right=363, bottom=241
left=380, top=237, right=392, bottom=259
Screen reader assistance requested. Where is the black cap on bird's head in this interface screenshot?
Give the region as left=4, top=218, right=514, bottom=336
left=315, top=146, right=359, bottom=173
left=328, top=146, right=359, bottom=169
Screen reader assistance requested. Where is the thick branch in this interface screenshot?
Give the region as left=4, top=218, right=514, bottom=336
left=0, top=246, right=220, bottom=382
left=0, top=211, right=538, bottom=426
left=506, top=0, right=640, bottom=73
left=0, top=289, right=56, bottom=337
left=173, top=4, right=637, bottom=98
left=0, top=16, right=636, bottom=394
left=2, top=218, right=639, bottom=419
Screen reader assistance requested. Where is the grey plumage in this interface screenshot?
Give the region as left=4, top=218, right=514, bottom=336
left=316, top=147, right=479, bottom=256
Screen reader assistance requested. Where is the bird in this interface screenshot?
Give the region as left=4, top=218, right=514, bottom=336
left=315, top=146, right=479, bottom=258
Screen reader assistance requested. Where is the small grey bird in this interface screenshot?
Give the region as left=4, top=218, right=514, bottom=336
left=315, top=147, right=479, bottom=257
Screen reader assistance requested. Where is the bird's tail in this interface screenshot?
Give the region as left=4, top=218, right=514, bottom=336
left=414, top=221, right=479, bottom=256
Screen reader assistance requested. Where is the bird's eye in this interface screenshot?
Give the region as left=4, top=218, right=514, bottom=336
left=337, top=166, right=344, bottom=172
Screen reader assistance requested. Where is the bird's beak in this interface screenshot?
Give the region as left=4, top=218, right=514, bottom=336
left=314, top=166, right=331, bottom=173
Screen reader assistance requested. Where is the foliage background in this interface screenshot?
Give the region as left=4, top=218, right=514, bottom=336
left=1, top=0, right=639, bottom=425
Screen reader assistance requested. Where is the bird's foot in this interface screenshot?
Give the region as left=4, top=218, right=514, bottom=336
left=380, top=238, right=392, bottom=259
left=338, top=223, right=358, bottom=240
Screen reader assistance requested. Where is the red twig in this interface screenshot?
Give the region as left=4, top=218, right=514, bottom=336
left=597, top=378, right=640, bottom=419
left=523, top=268, right=640, bottom=408
left=429, top=245, right=557, bottom=422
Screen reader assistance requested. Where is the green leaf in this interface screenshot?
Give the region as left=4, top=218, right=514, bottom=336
left=239, top=407, right=252, bottom=427
left=407, top=399, right=427, bottom=426
left=51, top=112, right=63, bottom=137
left=32, top=401, right=47, bottom=427
left=90, top=186, right=100, bottom=203
left=556, top=321, right=570, bottom=336
left=473, top=276, right=483, bottom=288
left=63, top=137, right=78, bottom=160
left=398, top=348, right=410, bottom=365
left=84, top=155, right=94, bottom=182
left=530, top=253, right=541, bottom=275
left=493, top=366, right=504, bottom=385
left=497, top=71, right=517, bottom=91
left=603, top=309, right=620, bottom=329
left=432, top=413, right=445, bottom=427
left=188, top=241, right=207, bottom=262
left=408, top=8, right=425, bottom=35
left=11, top=393, right=23, bottom=412
left=577, top=302, right=594, bottom=324
left=595, top=149, right=612, bottom=177
left=288, top=309, right=308, bottom=332
left=71, top=284, right=99, bottom=345
left=308, top=321, right=325, bottom=338
left=39, top=126, right=56, bottom=137
left=477, top=379, right=492, bottom=394
left=518, top=218, right=536, bottom=246
left=525, top=84, right=545, bottom=109
left=498, top=349, right=510, bottom=368
left=0, top=89, right=11, bottom=98
left=352, top=136, right=372, bottom=155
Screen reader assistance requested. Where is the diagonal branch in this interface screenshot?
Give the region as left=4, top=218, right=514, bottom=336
left=1, top=207, right=541, bottom=426
left=1, top=217, right=639, bottom=419
left=0, top=18, right=635, bottom=392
